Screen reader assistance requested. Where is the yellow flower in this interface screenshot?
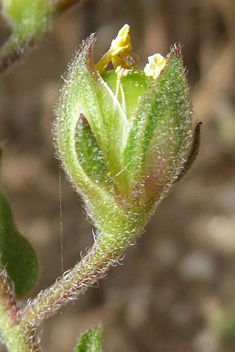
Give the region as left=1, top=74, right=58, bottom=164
left=95, top=24, right=139, bottom=73
left=144, top=53, right=167, bottom=80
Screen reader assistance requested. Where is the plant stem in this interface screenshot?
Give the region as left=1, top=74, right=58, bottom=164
left=0, top=36, right=34, bottom=74
left=19, top=230, right=133, bottom=330
left=0, top=271, right=41, bottom=352
left=0, top=0, right=84, bottom=74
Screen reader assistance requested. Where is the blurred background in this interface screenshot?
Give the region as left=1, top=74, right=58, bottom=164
left=1, top=0, right=235, bottom=351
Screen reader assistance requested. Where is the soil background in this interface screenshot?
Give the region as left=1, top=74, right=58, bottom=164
left=1, top=1, right=235, bottom=351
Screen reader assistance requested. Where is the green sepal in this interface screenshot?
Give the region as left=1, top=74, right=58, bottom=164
left=75, top=326, right=103, bottom=352
left=122, top=46, right=193, bottom=200
left=75, top=113, right=113, bottom=187
left=55, top=35, right=130, bottom=195
left=0, top=190, right=38, bottom=297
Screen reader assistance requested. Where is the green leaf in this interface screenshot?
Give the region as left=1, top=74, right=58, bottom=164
left=75, top=326, right=103, bottom=352
left=0, top=190, right=38, bottom=297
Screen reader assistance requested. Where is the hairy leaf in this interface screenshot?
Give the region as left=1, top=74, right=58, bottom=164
left=75, top=326, right=103, bottom=352
left=0, top=190, right=38, bottom=297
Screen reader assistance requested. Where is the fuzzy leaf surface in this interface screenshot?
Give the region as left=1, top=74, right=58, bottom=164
left=0, top=190, right=38, bottom=297
left=75, top=326, right=103, bottom=352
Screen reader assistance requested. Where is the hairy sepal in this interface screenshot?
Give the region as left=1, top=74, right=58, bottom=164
left=122, top=46, right=193, bottom=211
left=54, top=36, right=141, bottom=235
left=55, top=35, right=128, bottom=186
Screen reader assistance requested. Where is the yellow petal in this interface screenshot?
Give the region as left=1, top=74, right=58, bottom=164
left=96, top=24, right=139, bottom=73
left=144, top=53, right=167, bottom=80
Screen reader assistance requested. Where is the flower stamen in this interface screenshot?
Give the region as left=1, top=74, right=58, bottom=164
left=114, top=66, right=129, bottom=113
left=96, top=24, right=139, bottom=73
left=144, top=53, right=167, bottom=80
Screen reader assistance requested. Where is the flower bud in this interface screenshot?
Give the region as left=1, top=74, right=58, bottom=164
left=54, top=25, right=200, bottom=238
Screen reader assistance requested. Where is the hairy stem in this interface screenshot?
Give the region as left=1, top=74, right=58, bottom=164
left=19, top=230, right=133, bottom=330
left=0, top=271, right=41, bottom=352
left=0, top=36, right=34, bottom=75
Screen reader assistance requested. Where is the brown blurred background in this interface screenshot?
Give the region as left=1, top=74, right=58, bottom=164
left=1, top=0, right=235, bottom=351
